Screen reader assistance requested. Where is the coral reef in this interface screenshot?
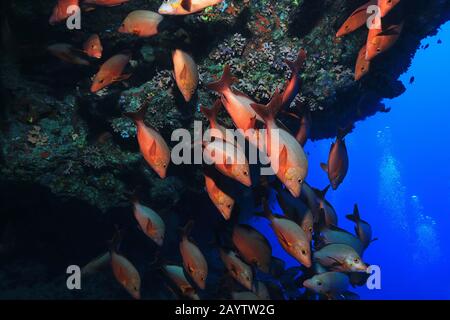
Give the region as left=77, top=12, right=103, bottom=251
left=0, top=0, right=449, bottom=299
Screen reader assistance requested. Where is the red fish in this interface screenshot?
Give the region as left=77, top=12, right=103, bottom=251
left=49, top=0, right=79, bottom=25
left=124, top=101, right=170, bottom=179
left=378, top=0, right=401, bottom=17
left=281, top=49, right=306, bottom=110
left=179, top=221, right=208, bottom=289
left=220, top=249, right=253, bottom=291
left=207, top=65, right=261, bottom=132
left=336, top=0, right=377, bottom=37
left=90, top=53, right=131, bottom=92
left=203, top=166, right=234, bottom=220
left=118, top=10, right=163, bottom=37
left=110, top=250, right=141, bottom=299
left=83, top=34, right=103, bottom=59
left=172, top=49, right=199, bottom=102
left=131, top=199, right=165, bottom=246
left=203, top=139, right=251, bottom=187
left=251, top=91, right=308, bottom=198
left=294, top=103, right=311, bottom=147
left=232, top=224, right=272, bottom=273
left=47, top=43, right=90, bottom=66
left=262, top=201, right=311, bottom=267
left=84, top=0, right=129, bottom=6
left=365, top=22, right=404, bottom=61
left=355, top=45, right=370, bottom=81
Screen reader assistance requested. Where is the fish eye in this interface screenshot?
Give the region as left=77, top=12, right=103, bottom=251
left=99, top=79, right=104, bottom=84
left=354, top=258, right=359, bottom=263
left=317, top=281, right=322, bottom=286
left=227, top=204, right=231, bottom=209
left=301, top=249, right=307, bottom=255
left=298, top=178, right=303, bottom=183
left=243, top=171, right=248, bottom=176
left=377, top=47, right=381, bottom=52
left=309, top=227, right=313, bottom=232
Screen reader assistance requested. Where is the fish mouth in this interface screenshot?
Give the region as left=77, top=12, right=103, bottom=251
left=303, top=279, right=313, bottom=290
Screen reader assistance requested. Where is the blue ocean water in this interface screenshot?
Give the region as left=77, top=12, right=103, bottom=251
left=250, top=21, right=450, bottom=300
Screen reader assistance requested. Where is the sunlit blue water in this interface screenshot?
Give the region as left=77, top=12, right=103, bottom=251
left=250, top=21, right=450, bottom=300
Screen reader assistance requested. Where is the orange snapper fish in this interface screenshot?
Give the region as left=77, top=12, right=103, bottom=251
left=207, top=65, right=262, bottom=132
left=47, top=43, right=90, bottom=66
left=261, top=200, right=311, bottom=268
left=179, top=221, right=208, bottom=289
left=131, top=198, right=165, bottom=246
left=163, top=264, right=200, bottom=300
left=118, top=10, right=164, bottom=37
left=90, top=53, right=131, bottom=92
left=124, top=101, right=171, bottom=179
left=355, top=45, right=370, bottom=81
left=83, top=34, right=103, bottom=59
left=158, top=0, right=223, bottom=15
left=365, top=22, right=404, bottom=61
left=320, top=127, right=351, bottom=190
left=203, top=166, right=234, bottom=220
left=232, top=224, right=272, bottom=273
left=84, top=0, right=130, bottom=6
left=378, top=0, right=401, bottom=17
left=251, top=91, right=308, bottom=198
left=203, top=139, right=251, bottom=187
left=281, top=49, right=306, bottom=110
left=336, top=0, right=377, bottom=38
left=220, top=249, right=253, bottom=291
left=49, top=0, right=79, bottom=25
left=111, top=249, right=141, bottom=299
left=172, top=49, right=198, bottom=102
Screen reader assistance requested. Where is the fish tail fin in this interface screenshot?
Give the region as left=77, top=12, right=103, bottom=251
left=108, top=225, right=123, bottom=253
left=337, top=124, right=354, bottom=139
left=200, top=99, right=222, bottom=126
left=123, top=97, right=151, bottom=123
left=250, top=89, right=283, bottom=126
left=285, top=49, right=307, bottom=74
left=179, top=220, right=195, bottom=238
left=346, top=204, right=361, bottom=222
left=206, top=65, right=235, bottom=94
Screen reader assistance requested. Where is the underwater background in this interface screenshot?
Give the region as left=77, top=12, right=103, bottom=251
left=1, top=0, right=449, bottom=300
left=251, top=21, right=450, bottom=300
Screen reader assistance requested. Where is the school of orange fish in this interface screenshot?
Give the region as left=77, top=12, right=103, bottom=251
left=45, top=0, right=397, bottom=300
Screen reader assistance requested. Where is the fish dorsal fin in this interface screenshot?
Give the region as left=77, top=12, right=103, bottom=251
left=320, top=162, right=328, bottom=173
left=180, top=0, right=192, bottom=11
left=246, top=115, right=257, bottom=131
left=149, top=140, right=157, bottom=156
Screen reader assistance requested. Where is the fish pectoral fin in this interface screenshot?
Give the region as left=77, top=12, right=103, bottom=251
left=245, top=115, right=257, bottom=131
left=279, top=145, right=288, bottom=168
left=180, top=0, right=192, bottom=11
left=327, top=256, right=343, bottom=267
left=149, top=140, right=157, bottom=156
left=279, top=232, right=292, bottom=247
left=320, top=162, right=328, bottom=173
left=180, top=64, right=188, bottom=80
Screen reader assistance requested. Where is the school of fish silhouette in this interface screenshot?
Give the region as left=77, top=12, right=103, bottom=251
left=45, top=0, right=394, bottom=300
